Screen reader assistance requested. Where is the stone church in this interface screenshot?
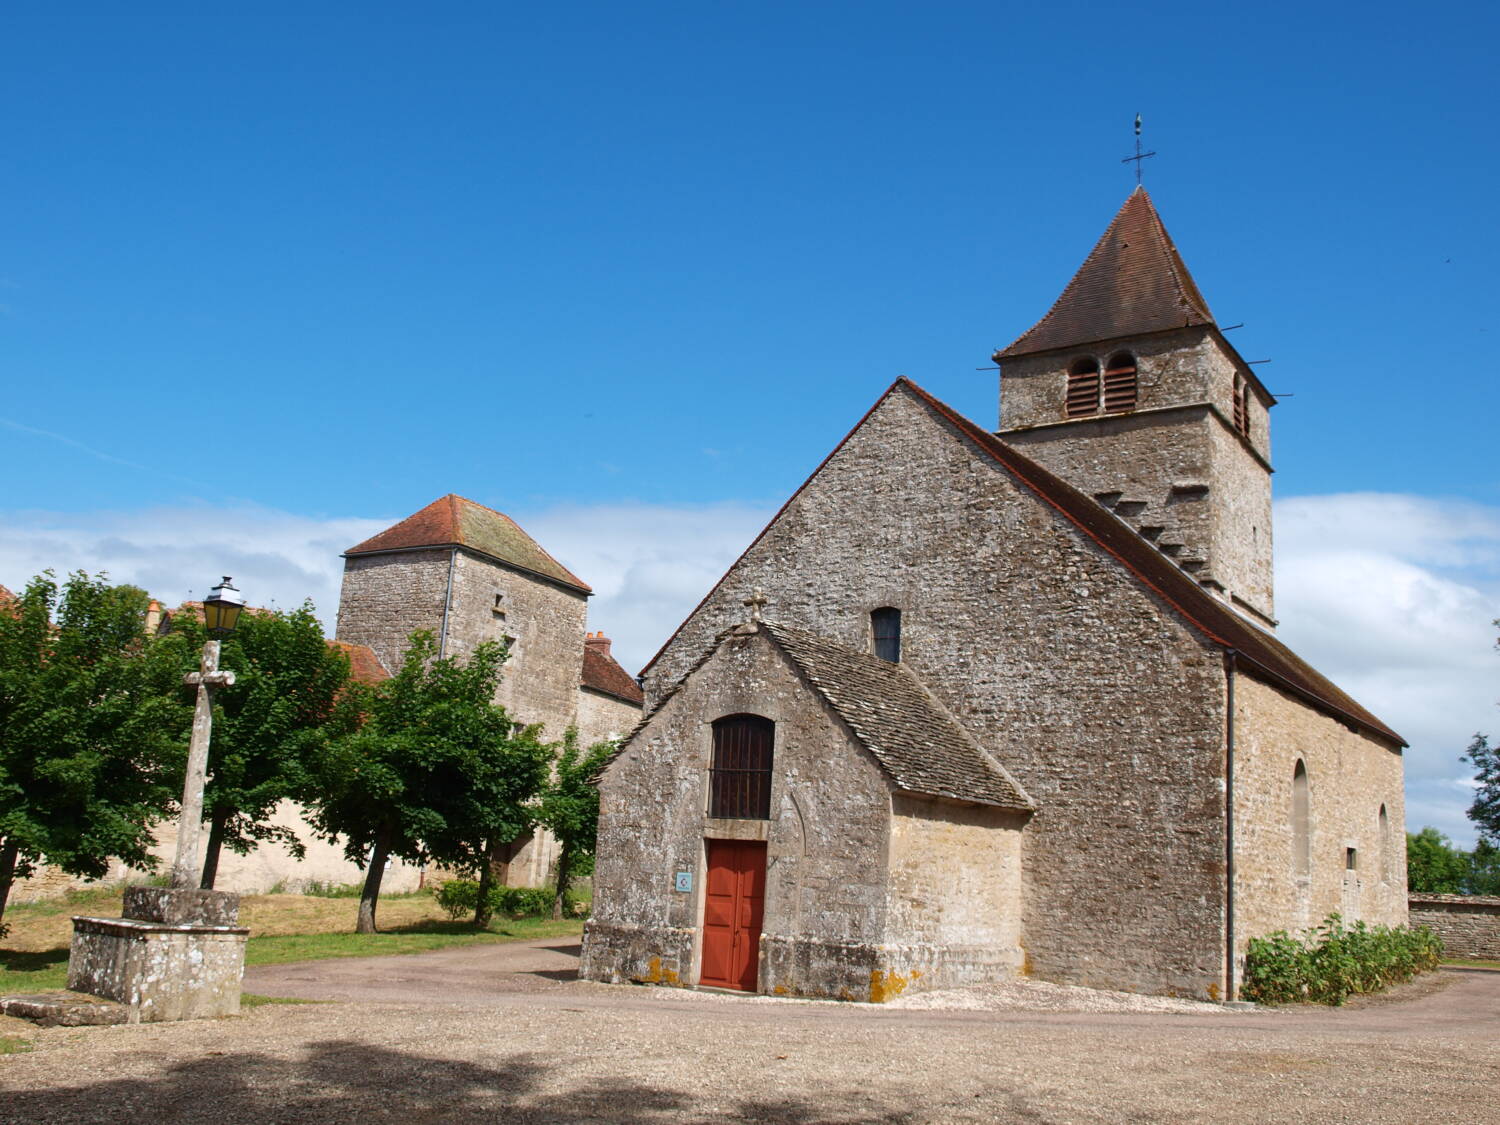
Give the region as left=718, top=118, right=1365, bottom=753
left=335, top=493, right=643, bottom=887
left=580, top=187, right=1408, bottom=1002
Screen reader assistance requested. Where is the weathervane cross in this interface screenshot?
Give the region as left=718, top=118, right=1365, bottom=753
left=1121, top=113, right=1156, bottom=185
left=744, top=587, right=768, bottom=623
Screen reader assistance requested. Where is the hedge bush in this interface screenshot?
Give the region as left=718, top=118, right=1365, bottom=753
left=433, top=879, right=560, bottom=921
left=1241, top=913, right=1442, bottom=1005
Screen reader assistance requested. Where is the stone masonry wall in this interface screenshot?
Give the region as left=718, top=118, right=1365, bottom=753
left=884, top=795, right=1027, bottom=991
left=641, top=386, right=1232, bottom=998
left=1232, top=673, right=1407, bottom=956
left=576, top=686, right=643, bottom=750
left=14, top=800, right=426, bottom=902
left=1408, top=894, right=1500, bottom=960
left=443, top=550, right=587, bottom=739
left=335, top=548, right=453, bottom=680
left=1000, top=328, right=1274, bottom=624
left=584, top=628, right=895, bottom=999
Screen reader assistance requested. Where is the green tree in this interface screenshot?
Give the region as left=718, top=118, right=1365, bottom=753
left=1406, top=827, right=1470, bottom=893
left=165, top=603, right=353, bottom=888
left=1467, top=839, right=1500, bottom=896
left=537, top=729, right=616, bottom=920
left=303, top=631, right=549, bottom=934
left=1463, top=732, right=1499, bottom=847
left=0, top=572, right=189, bottom=933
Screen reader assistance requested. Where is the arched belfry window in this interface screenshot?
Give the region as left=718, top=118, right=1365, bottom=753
left=709, top=714, right=774, bottom=819
left=872, top=607, right=902, bottom=663
left=1065, top=357, right=1100, bottom=418
left=1103, top=352, right=1138, bottom=413
left=1292, top=760, right=1311, bottom=878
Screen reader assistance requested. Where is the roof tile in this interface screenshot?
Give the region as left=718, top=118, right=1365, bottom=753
left=997, top=186, right=1214, bottom=359
left=346, top=494, right=590, bottom=593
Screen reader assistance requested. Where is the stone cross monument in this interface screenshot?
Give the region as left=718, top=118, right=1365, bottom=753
left=66, top=578, right=252, bottom=1022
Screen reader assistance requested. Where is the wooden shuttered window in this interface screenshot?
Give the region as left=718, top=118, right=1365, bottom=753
left=1102, top=353, right=1138, bottom=413
left=1232, top=376, right=1250, bottom=437
left=709, top=714, right=774, bottom=819
left=1065, top=358, right=1100, bottom=417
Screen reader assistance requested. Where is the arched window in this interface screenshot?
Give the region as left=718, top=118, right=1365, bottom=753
left=1103, top=352, right=1138, bottom=413
left=1292, top=760, right=1311, bottom=878
left=871, top=607, right=902, bottom=663
left=710, top=714, right=774, bottom=819
left=1065, top=357, right=1100, bottom=418
left=1232, top=375, right=1251, bottom=438
left=1378, top=805, right=1391, bottom=884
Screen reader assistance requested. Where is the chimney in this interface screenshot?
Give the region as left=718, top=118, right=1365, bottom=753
left=585, top=631, right=612, bottom=659
left=145, top=599, right=163, bottom=636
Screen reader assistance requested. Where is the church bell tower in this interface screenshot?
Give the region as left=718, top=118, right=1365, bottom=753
left=994, top=187, right=1276, bottom=628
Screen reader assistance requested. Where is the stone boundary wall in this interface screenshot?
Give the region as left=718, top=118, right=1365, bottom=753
left=1408, top=894, right=1500, bottom=960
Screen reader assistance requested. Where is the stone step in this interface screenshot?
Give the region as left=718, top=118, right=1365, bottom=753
left=1158, top=542, right=1185, bottom=558
left=1113, top=499, right=1148, bottom=518
left=0, top=991, right=130, bottom=1027
left=1137, top=524, right=1165, bottom=542
left=1092, top=490, right=1124, bottom=510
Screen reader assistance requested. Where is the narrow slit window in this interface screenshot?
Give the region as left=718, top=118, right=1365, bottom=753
left=709, top=714, right=774, bottom=819
left=1065, top=357, right=1101, bottom=417
left=1103, top=352, right=1137, bottom=413
left=872, top=607, right=902, bottom=663
left=1292, top=760, right=1310, bottom=878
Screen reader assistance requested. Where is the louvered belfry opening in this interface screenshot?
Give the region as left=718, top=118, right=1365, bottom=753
left=709, top=714, right=774, bottom=819
left=1065, top=357, right=1101, bottom=417
left=1102, top=352, right=1138, bottom=413
left=1232, top=375, right=1250, bottom=437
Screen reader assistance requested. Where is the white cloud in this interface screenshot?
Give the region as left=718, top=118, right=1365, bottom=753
left=0, top=505, right=388, bottom=626
left=1275, top=493, right=1500, bottom=846
left=3, top=490, right=1495, bottom=846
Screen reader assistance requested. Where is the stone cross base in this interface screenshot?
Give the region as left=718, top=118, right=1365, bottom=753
left=67, top=886, right=249, bottom=1023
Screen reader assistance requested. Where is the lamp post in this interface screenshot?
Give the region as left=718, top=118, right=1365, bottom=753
left=169, top=577, right=246, bottom=890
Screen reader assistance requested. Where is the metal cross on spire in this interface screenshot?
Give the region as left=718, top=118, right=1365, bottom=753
left=1120, top=113, right=1156, bottom=185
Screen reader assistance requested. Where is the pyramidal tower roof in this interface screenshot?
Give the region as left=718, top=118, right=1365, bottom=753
left=346, top=494, right=591, bottom=593
left=996, top=186, right=1215, bottom=360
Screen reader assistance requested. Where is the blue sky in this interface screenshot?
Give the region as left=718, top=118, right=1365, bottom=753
left=2, top=2, right=1497, bottom=843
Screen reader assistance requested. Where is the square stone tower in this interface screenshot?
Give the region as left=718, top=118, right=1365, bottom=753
left=335, top=494, right=593, bottom=736
left=994, top=187, right=1277, bottom=628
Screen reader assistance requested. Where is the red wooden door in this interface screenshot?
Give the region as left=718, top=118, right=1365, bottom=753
left=700, top=840, right=766, bottom=991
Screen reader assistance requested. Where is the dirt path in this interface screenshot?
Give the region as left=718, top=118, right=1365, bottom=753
left=5, top=944, right=1497, bottom=1123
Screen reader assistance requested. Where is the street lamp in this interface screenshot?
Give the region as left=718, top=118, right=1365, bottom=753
left=169, top=577, right=244, bottom=890
left=201, top=576, right=246, bottom=637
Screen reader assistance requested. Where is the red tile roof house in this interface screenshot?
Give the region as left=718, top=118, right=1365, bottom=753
left=580, top=188, right=1406, bottom=1003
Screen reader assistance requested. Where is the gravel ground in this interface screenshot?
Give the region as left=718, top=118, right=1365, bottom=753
left=3, top=942, right=1496, bottom=1124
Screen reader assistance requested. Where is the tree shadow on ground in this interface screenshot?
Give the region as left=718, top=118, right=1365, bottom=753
left=0, top=947, right=67, bottom=973
left=4, top=1039, right=921, bottom=1123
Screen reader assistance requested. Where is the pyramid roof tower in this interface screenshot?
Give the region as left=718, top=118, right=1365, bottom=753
left=996, top=186, right=1216, bottom=360
left=346, top=494, right=590, bottom=594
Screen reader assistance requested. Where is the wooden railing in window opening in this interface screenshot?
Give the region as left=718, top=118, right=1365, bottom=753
left=1232, top=375, right=1250, bottom=437
left=1102, top=353, right=1138, bottom=413
left=1065, top=358, right=1100, bottom=418
left=709, top=714, right=774, bottom=819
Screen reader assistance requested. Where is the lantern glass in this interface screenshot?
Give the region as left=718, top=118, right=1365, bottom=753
left=203, top=577, right=246, bottom=638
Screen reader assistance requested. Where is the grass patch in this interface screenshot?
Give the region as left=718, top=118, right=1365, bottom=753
left=1442, top=957, right=1500, bottom=970
left=0, top=1033, right=32, bottom=1055
left=2, top=889, right=583, bottom=997
left=0, top=948, right=70, bottom=994
left=239, top=993, right=316, bottom=1008
left=244, top=916, right=581, bottom=967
